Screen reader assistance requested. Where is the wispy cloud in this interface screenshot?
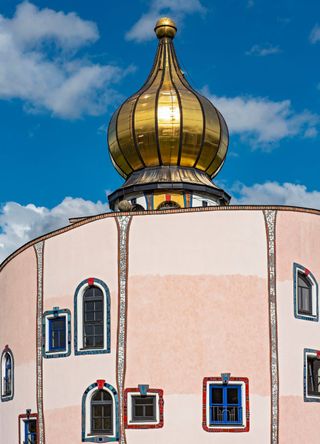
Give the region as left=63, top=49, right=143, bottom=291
left=246, top=44, right=281, bottom=56
left=310, top=24, right=320, bottom=44
left=232, top=181, right=320, bottom=209
left=0, top=2, right=132, bottom=118
left=125, top=0, right=206, bottom=43
left=0, top=197, right=109, bottom=262
left=204, top=88, right=319, bottom=148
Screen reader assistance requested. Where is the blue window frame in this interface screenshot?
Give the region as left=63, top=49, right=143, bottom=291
left=24, top=419, right=37, bottom=444
left=209, top=384, right=242, bottom=425
left=49, top=317, right=66, bottom=352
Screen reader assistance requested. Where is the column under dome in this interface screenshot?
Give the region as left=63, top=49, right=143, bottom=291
left=107, top=17, right=231, bottom=211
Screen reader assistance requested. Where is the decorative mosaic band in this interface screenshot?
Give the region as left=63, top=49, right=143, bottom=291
left=263, top=210, right=279, bottom=444
left=34, top=241, right=45, bottom=444
left=116, top=216, right=132, bottom=444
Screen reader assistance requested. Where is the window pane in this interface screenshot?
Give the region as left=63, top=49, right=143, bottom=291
left=94, top=336, right=104, bottom=347
left=95, top=311, right=103, bottom=321
left=211, top=387, right=223, bottom=404
left=95, top=301, right=103, bottom=311
left=227, top=388, right=239, bottom=404
left=93, top=418, right=102, bottom=431
left=145, top=405, right=154, bottom=417
left=103, top=418, right=112, bottom=432
left=85, top=336, right=94, bottom=347
left=85, top=312, right=94, bottom=321
left=84, top=325, right=94, bottom=335
left=93, top=405, right=103, bottom=417
left=135, top=405, right=144, bottom=417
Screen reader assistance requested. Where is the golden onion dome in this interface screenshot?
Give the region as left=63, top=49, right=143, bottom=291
left=108, top=17, right=229, bottom=180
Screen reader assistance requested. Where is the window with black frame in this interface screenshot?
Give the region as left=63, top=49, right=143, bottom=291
left=83, top=286, right=104, bottom=349
left=298, top=272, right=313, bottom=315
left=307, top=355, right=320, bottom=397
left=91, top=390, right=113, bottom=435
left=132, top=395, right=156, bottom=422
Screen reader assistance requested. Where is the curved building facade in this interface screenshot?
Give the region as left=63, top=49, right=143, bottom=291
left=1, top=17, right=320, bottom=444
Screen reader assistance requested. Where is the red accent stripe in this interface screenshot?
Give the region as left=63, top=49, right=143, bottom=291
left=166, top=194, right=171, bottom=202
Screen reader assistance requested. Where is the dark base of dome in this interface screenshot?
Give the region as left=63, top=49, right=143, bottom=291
left=108, top=178, right=230, bottom=212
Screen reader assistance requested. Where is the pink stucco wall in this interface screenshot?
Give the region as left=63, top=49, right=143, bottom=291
left=43, top=217, right=118, bottom=443
left=126, top=211, right=271, bottom=443
left=2, top=208, right=320, bottom=443
left=0, top=247, right=37, bottom=444
left=277, top=211, right=320, bottom=444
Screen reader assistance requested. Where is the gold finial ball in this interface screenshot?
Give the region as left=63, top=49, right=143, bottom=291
left=154, top=17, right=177, bottom=39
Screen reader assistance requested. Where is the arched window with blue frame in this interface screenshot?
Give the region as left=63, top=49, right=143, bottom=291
left=82, top=381, right=119, bottom=442
left=1, top=347, right=14, bottom=401
left=74, top=278, right=111, bottom=356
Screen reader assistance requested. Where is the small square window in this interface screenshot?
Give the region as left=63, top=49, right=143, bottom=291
left=304, top=349, right=320, bottom=402
left=203, top=377, right=249, bottom=432
left=124, top=388, right=164, bottom=429
left=132, top=395, right=156, bottom=422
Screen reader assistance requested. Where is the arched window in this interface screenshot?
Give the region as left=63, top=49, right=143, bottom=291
left=91, top=390, right=113, bottom=435
left=83, top=286, right=104, bottom=349
left=82, top=381, right=119, bottom=442
left=298, top=272, right=312, bottom=315
left=157, top=201, right=180, bottom=210
left=1, top=348, right=14, bottom=401
left=294, top=264, right=318, bottom=321
left=74, top=278, right=110, bottom=355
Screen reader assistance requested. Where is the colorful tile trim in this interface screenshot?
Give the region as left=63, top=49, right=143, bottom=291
left=293, top=263, right=319, bottom=322
left=263, top=210, right=279, bottom=444
left=34, top=241, right=45, bottom=444
left=81, top=382, right=119, bottom=442
left=42, top=309, right=71, bottom=359
left=202, top=377, right=250, bottom=433
left=116, top=216, right=132, bottom=444
left=74, top=277, right=111, bottom=356
left=303, top=348, right=320, bottom=402
left=0, top=346, right=14, bottom=402
left=124, top=388, right=164, bottom=429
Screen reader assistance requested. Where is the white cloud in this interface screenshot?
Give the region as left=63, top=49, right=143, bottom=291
left=0, top=197, right=109, bottom=262
left=310, top=24, right=320, bottom=44
left=246, top=44, right=281, bottom=56
left=204, top=89, right=319, bottom=147
left=0, top=2, right=131, bottom=118
left=125, top=0, right=205, bottom=42
left=232, top=182, right=320, bottom=209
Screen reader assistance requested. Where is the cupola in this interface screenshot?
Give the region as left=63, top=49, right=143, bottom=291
left=107, top=17, right=230, bottom=211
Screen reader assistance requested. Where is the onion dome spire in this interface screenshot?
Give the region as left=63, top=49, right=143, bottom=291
left=107, top=18, right=230, bottom=211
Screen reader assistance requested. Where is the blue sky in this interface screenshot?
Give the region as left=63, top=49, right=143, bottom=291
left=0, top=0, right=320, bottom=259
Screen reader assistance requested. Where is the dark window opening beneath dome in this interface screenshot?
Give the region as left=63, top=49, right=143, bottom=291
left=202, top=200, right=208, bottom=207
left=307, top=355, right=320, bottom=397
left=83, top=286, right=104, bottom=349
left=91, top=390, right=113, bottom=435
left=131, top=204, right=145, bottom=212
left=298, top=272, right=313, bottom=316
left=157, top=201, right=180, bottom=210
left=132, top=395, right=156, bottom=422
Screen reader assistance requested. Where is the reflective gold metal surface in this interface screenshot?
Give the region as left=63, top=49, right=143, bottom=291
left=107, top=17, right=229, bottom=182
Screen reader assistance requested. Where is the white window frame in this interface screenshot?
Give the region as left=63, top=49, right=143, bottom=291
left=294, top=264, right=318, bottom=321
left=1, top=348, right=13, bottom=401
left=126, top=391, right=160, bottom=426
left=205, top=380, right=247, bottom=431
left=75, top=281, right=109, bottom=355
left=83, top=386, right=117, bottom=441
left=43, top=310, right=70, bottom=358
